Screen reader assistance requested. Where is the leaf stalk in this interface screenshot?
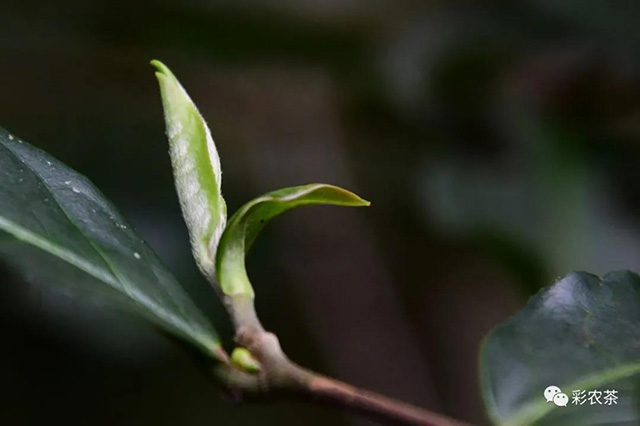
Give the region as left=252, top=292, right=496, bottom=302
left=214, top=294, right=473, bottom=426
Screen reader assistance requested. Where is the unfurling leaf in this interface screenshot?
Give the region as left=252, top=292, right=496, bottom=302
left=481, top=271, right=640, bottom=425
left=0, top=127, right=224, bottom=360
left=216, top=184, right=370, bottom=298
left=152, top=60, right=227, bottom=285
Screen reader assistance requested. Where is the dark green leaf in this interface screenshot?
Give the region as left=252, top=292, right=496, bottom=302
left=481, top=271, right=640, bottom=425
left=0, top=127, right=223, bottom=360
left=216, top=184, right=370, bottom=298
left=0, top=230, right=15, bottom=242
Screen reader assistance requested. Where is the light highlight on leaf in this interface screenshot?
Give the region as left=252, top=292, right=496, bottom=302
left=0, top=127, right=223, bottom=360
left=151, top=60, right=226, bottom=285
left=481, top=271, right=640, bottom=425
left=215, top=184, right=370, bottom=298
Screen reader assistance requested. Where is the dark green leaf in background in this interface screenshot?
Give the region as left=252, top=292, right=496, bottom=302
left=481, top=271, right=640, bottom=425
left=0, top=127, right=223, bottom=360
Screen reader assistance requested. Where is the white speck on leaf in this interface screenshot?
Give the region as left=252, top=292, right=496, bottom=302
left=134, top=252, right=141, bottom=259
left=72, top=187, right=81, bottom=193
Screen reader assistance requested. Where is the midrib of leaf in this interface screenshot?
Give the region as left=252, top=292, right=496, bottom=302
left=495, top=363, right=640, bottom=426
left=0, top=215, right=115, bottom=284
left=0, top=139, right=215, bottom=354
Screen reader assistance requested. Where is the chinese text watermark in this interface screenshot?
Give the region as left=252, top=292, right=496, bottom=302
left=544, top=385, right=618, bottom=407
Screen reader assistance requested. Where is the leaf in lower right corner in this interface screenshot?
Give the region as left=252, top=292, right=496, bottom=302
left=480, top=271, right=640, bottom=425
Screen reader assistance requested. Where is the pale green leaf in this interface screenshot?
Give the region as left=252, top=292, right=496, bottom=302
left=0, top=127, right=223, bottom=360
left=216, top=184, right=370, bottom=298
left=151, top=60, right=227, bottom=285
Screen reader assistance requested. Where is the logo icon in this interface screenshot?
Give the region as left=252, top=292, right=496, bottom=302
left=544, top=385, right=561, bottom=403
left=553, top=392, right=569, bottom=407
left=544, top=385, right=568, bottom=407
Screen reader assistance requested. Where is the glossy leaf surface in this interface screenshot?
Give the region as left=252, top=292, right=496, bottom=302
left=0, top=127, right=222, bottom=359
left=481, top=271, right=640, bottom=425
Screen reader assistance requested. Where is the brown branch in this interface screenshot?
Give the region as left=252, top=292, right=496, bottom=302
left=303, top=374, right=471, bottom=426
left=210, top=295, right=474, bottom=426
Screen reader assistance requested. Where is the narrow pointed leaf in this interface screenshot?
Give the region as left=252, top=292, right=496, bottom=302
left=152, top=60, right=226, bottom=284
left=216, top=184, right=370, bottom=298
left=481, top=271, right=640, bottom=425
left=0, top=127, right=223, bottom=360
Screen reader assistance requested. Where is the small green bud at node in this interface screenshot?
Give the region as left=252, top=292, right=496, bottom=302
left=231, top=347, right=261, bottom=374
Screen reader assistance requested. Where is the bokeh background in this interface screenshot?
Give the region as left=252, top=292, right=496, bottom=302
left=3, top=1, right=640, bottom=425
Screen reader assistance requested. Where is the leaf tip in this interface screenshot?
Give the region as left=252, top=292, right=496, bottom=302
left=351, top=198, right=371, bottom=207
left=150, top=60, right=179, bottom=87
left=326, top=185, right=371, bottom=207
left=150, top=59, right=169, bottom=75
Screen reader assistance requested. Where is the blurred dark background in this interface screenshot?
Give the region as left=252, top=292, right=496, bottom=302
left=3, top=1, right=640, bottom=425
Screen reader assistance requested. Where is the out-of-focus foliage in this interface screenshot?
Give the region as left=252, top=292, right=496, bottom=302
left=482, top=271, right=640, bottom=425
